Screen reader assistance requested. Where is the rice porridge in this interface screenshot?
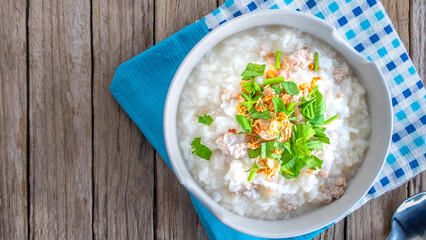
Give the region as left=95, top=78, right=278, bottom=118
left=176, top=26, right=371, bottom=219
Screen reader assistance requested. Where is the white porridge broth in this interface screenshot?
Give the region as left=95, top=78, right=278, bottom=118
left=177, top=26, right=371, bottom=219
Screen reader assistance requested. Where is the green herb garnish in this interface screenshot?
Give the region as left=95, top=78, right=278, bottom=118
left=314, top=52, right=319, bottom=72
left=308, top=114, right=324, bottom=125
left=324, top=115, right=338, bottom=125
left=270, top=85, right=283, bottom=95
left=272, top=96, right=285, bottom=115
left=241, top=92, right=252, bottom=101
left=298, top=99, right=316, bottom=119
left=261, top=142, right=267, bottom=159
left=198, top=114, right=213, bottom=126
left=306, top=156, right=323, bottom=170
left=248, top=147, right=261, bottom=158
left=241, top=63, right=266, bottom=80
left=191, top=137, right=212, bottom=160
left=249, top=108, right=272, bottom=119
left=298, top=88, right=325, bottom=121
left=242, top=101, right=256, bottom=111
left=275, top=50, right=281, bottom=69
left=247, top=163, right=261, bottom=182
left=236, top=115, right=252, bottom=134
left=314, top=90, right=326, bottom=115
left=263, top=76, right=285, bottom=85
left=286, top=102, right=296, bottom=113
left=277, top=123, right=325, bottom=178
left=243, top=81, right=262, bottom=95
left=306, top=139, right=323, bottom=150
left=282, top=81, right=300, bottom=95
left=233, top=60, right=334, bottom=181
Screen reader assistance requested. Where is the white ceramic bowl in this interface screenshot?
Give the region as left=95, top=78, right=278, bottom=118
left=164, top=10, right=393, bottom=238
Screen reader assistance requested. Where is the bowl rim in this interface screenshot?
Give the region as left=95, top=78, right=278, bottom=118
left=164, top=9, right=393, bottom=238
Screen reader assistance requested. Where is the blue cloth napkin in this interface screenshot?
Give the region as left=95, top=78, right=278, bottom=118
left=110, top=0, right=426, bottom=239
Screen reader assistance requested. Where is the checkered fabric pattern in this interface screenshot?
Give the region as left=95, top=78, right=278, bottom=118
left=204, top=0, right=426, bottom=207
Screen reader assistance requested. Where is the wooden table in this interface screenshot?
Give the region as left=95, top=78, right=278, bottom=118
left=1, top=0, right=424, bottom=239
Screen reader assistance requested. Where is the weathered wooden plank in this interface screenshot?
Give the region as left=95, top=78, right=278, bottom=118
left=154, top=1, right=216, bottom=239
left=346, top=188, right=409, bottom=240
left=28, top=0, right=92, bottom=239
left=155, top=154, right=208, bottom=240
left=347, top=1, right=410, bottom=239
left=382, top=0, right=411, bottom=49
left=92, top=0, right=155, bottom=239
left=408, top=0, right=426, bottom=198
left=0, top=0, right=28, bottom=239
left=409, top=172, right=426, bottom=196
left=314, top=221, right=344, bottom=240
left=410, top=0, right=425, bottom=83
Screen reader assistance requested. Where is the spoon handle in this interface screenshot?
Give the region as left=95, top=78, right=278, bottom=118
left=386, top=220, right=406, bottom=240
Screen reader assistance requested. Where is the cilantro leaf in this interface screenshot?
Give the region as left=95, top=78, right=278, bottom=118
left=241, top=92, right=252, bottom=101
left=288, top=116, right=297, bottom=122
left=308, top=114, right=324, bottom=125
left=280, top=149, right=293, bottom=163
left=306, top=156, right=323, bottom=170
left=243, top=81, right=262, bottom=94
left=252, top=95, right=262, bottom=101
left=191, top=137, right=212, bottom=160
left=315, top=132, right=330, bottom=144
left=266, top=141, right=280, bottom=160
left=292, top=138, right=311, bottom=157
left=242, top=101, right=256, bottom=111
left=312, top=126, right=326, bottom=133
left=248, top=148, right=261, bottom=158
left=282, top=81, right=300, bottom=95
left=280, top=156, right=305, bottom=179
left=293, top=124, right=316, bottom=142
left=314, top=90, right=326, bottom=115
left=235, top=115, right=252, bottom=134
left=272, top=96, right=286, bottom=114
left=249, top=108, right=272, bottom=119
left=198, top=114, right=213, bottom=126
left=241, top=63, right=266, bottom=80
left=270, top=85, right=283, bottom=95
left=306, top=139, right=323, bottom=150
left=286, top=102, right=296, bottom=112
left=283, top=141, right=293, bottom=155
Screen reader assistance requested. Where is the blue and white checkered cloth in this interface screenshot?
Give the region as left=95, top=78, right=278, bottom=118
left=110, top=0, right=425, bottom=239
left=204, top=0, right=426, bottom=208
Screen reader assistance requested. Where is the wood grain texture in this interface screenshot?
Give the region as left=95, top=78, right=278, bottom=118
left=28, top=0, right=92, bottom=239
left=154, top=1, right=216, bottom=239
left=408, top=0, right=426, bottom=199
left=92, top=0, right=155, bottom=239
left=0, top=1, right=423, bottom=240
left=0, top=0, right=28, bottom=239
left=155, top=154, right=208, bottom=240
left=347, top=1, right=411, bottom=239
left=382, top=0, right=411, bottom=50
left=347, top=189, right=409, bottom=240
left=314, top=221, right=344, bottom=240
left=410, top=0, right=425, bottom=83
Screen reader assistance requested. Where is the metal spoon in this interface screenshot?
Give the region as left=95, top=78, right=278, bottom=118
left=387, top=191, right=426, bottom=240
